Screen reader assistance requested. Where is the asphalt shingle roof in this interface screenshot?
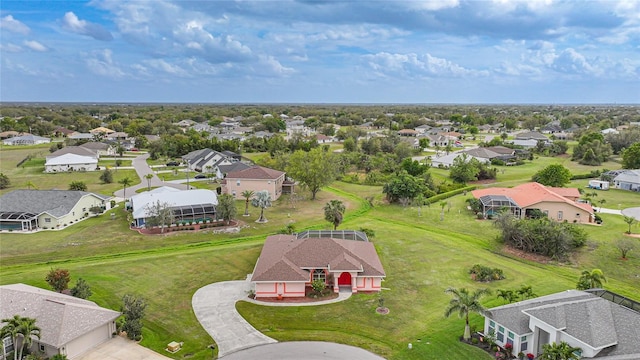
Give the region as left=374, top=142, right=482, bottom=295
left=251, top=235, right=385, bottom=282
left=225, top=165, right=284, bottom=180
left=0, top=190, right=109, bottom=218
left=0, top=284, right=120, bottom=348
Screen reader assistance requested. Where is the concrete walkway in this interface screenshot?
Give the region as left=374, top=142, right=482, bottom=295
left=192, top=277, right=354, bottom=358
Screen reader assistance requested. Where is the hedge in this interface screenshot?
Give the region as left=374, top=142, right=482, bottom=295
left=425, top=185, right=477, bottom=205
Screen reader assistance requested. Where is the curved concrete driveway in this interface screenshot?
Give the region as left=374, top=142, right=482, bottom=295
left=192, top=281, right=277, bottom=358
left=192, top=279, right=357, bottom=358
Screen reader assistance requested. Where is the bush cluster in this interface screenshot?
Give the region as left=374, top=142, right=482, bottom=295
left=494, top=214, right=587, bottom=261
left=469, top=264, right=505, bottom=282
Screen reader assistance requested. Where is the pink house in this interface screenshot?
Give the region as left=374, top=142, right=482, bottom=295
left=251, top=231, right=386, bottom=299
left=221, top=165, right=287, bottom=201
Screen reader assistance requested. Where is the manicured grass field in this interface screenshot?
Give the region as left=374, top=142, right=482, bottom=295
left=0, top=144, right=137, bottom=195
left=1, top=145, right=638, bottom=360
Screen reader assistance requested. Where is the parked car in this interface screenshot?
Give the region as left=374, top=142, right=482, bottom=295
left=194, top=174, right=207, bottom=179
left=166, top=161, right=180, bottom=166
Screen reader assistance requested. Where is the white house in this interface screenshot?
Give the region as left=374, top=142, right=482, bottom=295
left=2, top=134, right=51, bottom=145
left=612, top=170, right=640, bottom=192
left=45, top=154, right=99, bottom=173
left=129, top=187, right=218, bottom=228
left=0, top=284, right=120, bottom=359
left=483, top=290, right=640, bottom=359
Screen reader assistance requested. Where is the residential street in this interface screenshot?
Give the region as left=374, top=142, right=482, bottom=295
left=112, top=153, right=187, bottom=199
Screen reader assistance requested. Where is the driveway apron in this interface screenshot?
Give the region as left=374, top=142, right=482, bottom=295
left=192, top=280, right=277, bottom=357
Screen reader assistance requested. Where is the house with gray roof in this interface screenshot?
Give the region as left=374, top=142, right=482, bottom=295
left=0, top=190, right=111, bottom=231
left=2, top=134, right=51, bottom=146
left=0, top=283, right=119, bottom=359
left=483, top=289, right=640, bottom=358
left=612, top=170, right=640, bottom=192
left=251, top=231, right=385, bottom=299
left=181, top=148, right=238, bottom=177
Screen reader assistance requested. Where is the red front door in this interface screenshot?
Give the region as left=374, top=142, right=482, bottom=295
left=338, top=272, right=352, bottom=286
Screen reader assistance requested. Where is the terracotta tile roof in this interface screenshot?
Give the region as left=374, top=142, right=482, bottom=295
left=471, top=182, right=593, bottom=214
left=225, top=165, right=284, bottom=180
left=251, top=235, right=385, bottom=282
left=548, top=187, right=580, bottom=199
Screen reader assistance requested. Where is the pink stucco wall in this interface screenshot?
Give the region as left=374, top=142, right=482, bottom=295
left=222, top=174, right=285, bottom=201
left=255, top=282, right=306, bottom=298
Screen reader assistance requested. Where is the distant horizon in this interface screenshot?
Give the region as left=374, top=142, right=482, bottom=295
left=1, top=1, right=638, bottom=103
left=1, top=101, right=639, bottom=107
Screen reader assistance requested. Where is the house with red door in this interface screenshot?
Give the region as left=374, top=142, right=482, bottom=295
left=250, top=230, right=385, bottom=298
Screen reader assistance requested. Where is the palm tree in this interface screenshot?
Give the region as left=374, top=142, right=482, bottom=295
left=540, top=341, right=581, bottom=360
left=16, top=317, right=40, bottom=360
left=118, top=177, right=133, bottom=200
left=576, top=269, right=606, bottom=290
left=251, top=190, right=271, bottom=223
left=323, top=200, right=346, bottom=230
left=1, top=315, right=21, bottom=360
left=414, top=194, right=426, bottom=217
left=25, top=181, right=38, bottom=190
left=444, top=287, right=491, bottom=341
left=241, top=190, right=255, bottom=216
left=144, top=174, right=153, bottom=191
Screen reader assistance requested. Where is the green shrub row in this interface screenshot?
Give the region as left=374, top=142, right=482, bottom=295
left=425, top=185, right=476, bottom=205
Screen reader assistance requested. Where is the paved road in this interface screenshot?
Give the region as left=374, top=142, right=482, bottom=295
left=621, top=207, right=640, bottom=220
left=222, top=342, right=386, bottom=360
left=113, top=153, right=187, bottom=198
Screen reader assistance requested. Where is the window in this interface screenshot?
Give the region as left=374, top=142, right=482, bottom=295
left=506, top=338, right=514, bottom=346
left=543, top=210, right=549, bottom=216
left=311, top=269, right=326, bottom=282
left=508, top=332, right=514, bottom=340
left=83, top=207, right=86, bottom=212
left=558, top=211, right=563, bottom=220
left=45, top=218, right=51, bottom=223
left=521, top=336, right=528, bottom=351
left=497, top=326, right=505, bottom=342
left=40, top=344, right=45, bottom=352
left=3, top=337, right=14, bottom=353
left=236, top=180, right=241, bottom=186
left=488, top=320, right=495, bottom=335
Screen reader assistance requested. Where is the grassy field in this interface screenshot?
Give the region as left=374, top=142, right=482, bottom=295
left=1, top=145, right=638, bottom=360
left=0, top=144, right=137, bottom=195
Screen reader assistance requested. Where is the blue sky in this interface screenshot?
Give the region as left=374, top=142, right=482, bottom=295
left=1, top=0, right=638, bottom=103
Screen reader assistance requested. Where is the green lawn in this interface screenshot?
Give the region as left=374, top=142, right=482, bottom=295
left=0, top=145, right=137, bottom=195
left=1, top=144, right=638, bottom=360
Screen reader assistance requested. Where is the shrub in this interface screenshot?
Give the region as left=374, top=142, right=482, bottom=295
left=425, top=186, right=476, bottom=205
left=469, top=264, right=505, bottom=282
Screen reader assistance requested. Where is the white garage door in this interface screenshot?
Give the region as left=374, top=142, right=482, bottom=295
left=66, top=324, right=111, bottom=359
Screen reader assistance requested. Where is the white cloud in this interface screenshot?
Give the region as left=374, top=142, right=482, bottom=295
left=404, top=0, right=460, bottom=11
left=85, top=49, right=126, bottom=78
left=61, top=12, right=113, bottom=41
left=0, top=43, right=23, bottom=53
left=23, top=40, right=48, bottom=52
left=0, top=15, right=30, bottom=35
left=363, top=52, right=487, bottom=78
left=143, top=59, right=189, bottom=76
